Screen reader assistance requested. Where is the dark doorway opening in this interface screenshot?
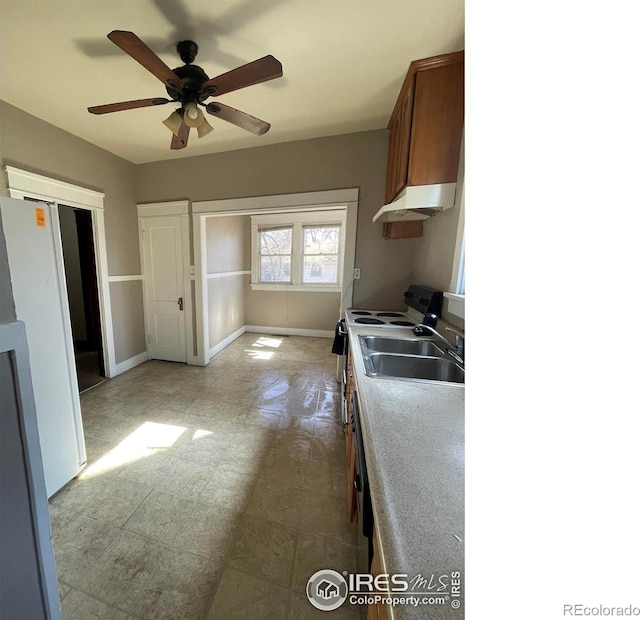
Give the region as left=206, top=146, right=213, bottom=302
left=57, top=205, right=105, bottom=392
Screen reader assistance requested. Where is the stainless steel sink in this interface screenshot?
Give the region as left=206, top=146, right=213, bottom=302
left=365, top=353, right=464, bottom=384
left=360, top=336, right=445, bottom=357
left=358, top=335, right=464, bottom=385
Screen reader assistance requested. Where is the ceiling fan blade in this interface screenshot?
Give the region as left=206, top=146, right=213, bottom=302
left=108, top=30, right=184, bottom=92
left=171, top=121, right=190, bottom=149
left=200, top=55, right=282, bottom=98
left=88, top=98, right=170, bottom=115
left=206, top=102, right=271, bottom=135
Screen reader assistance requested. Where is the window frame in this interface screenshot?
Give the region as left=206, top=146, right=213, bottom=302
left=444, top=181, right=465, bottom=318
left=250, top=210, right=347, bottom=292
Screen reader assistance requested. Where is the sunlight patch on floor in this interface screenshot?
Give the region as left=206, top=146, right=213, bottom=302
left=244, top=349, right=275, bottom=361
left=192, top=429, right=214, bottom=440
left=252, top=336, right=284, bottom=348
left=79, top=422, right=186, bottom=479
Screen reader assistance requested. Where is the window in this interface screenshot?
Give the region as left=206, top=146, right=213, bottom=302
left=251, top=210, right=346, bottom=291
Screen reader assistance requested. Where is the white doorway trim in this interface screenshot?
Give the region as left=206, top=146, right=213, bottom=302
left=4, top=166, right=116, bottom=377
left=192, top=188, right=358, bottom=365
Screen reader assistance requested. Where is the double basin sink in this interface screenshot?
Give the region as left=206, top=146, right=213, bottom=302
left=359, top=335, right=464, bottom=385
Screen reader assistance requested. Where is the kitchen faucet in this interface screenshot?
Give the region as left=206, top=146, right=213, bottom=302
left=412, top=323, right=465, bottom=364
left=444, top=326, right=465, bottom=363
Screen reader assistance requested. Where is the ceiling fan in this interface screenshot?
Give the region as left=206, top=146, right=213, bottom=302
left=88, top=31, right=283, bottom=150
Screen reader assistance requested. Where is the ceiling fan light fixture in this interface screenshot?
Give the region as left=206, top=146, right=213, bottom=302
left=162, top=110, right=183, bottom=136
left=197, top=117, right=214, bottom=138
left=183, top=103, right=203, bottom=128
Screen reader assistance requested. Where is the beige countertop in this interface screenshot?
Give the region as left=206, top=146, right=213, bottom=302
left=347, top=322, right=465, bottom=619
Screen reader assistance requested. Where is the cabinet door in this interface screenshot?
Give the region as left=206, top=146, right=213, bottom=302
left=382, top=221, right=423, bottom=239
left=385, top=80, right=414, bottom=204
left=408, top=61, right=464, bottom=186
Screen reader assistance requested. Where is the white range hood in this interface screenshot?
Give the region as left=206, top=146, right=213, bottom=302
left=372, top=183, right=457, bottom=222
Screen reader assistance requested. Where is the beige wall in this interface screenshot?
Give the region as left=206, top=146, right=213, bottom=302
left=0, top=105, right=7, bottom=197
left=245, top=289, right=340, bottom=332
left=207, top=276, right=247, bottom=349
left=109, top=280, right=147, bottom=363
left=137, top=130, right=417, bottom=310
left=0, top=101, right=146, bottom=364
left=206, top=216, right=249, bottom=273
left=412, top=138, right=465, bottom=329
left=205, top=215, right=249, bottom=350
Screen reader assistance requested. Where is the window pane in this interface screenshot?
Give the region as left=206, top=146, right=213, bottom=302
left=303, top=225, right=340, bottom=255
left=302, top=225, right=340, bottom=284
left=303, top=255, right=338, bottom=284
left=260, top=255, right=291, bottom=283
left=260, top=227, right=292, bottom=255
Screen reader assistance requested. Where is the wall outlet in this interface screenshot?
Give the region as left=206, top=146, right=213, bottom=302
left=353, top=268, right=361, bottom=280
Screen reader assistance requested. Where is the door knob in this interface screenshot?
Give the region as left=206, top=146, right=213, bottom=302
left=177, top=297, right=184, bottom=311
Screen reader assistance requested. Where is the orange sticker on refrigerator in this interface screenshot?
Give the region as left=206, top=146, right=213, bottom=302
left=35, top=207, right=46, bottom=227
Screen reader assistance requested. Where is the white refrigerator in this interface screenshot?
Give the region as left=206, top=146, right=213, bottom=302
left=0, top=197, right=86, bottom=497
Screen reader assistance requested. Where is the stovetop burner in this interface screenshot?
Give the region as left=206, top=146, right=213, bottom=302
left=346, top=308, right=420, bottom=329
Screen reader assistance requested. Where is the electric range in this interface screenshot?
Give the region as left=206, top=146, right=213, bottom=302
left=345, top=309, right=419, bottom=328
left=345, top=284, right=444, bottom=329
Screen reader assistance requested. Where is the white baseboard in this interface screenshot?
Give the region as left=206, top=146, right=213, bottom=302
left=114, top=351, right=149, bottom=376
left=245, top=325, right=333, bottom=338
left=207, top=326, right=247, bottom=362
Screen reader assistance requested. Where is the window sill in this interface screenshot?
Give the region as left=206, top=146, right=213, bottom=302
left=443, top=292, right=465, bottom=319
left=250, top=284, right=342, bottom=293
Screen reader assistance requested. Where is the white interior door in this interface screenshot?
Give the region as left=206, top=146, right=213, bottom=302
left=0, top=197, right=86, bottom=497
left=140, top=216, right=187, bottom=363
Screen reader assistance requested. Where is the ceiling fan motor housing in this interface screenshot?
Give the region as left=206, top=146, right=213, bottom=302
left=167, top=63, right=210, bottom=102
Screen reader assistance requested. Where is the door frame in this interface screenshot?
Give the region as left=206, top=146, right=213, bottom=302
left=192, top=188, right=359, bottom=366
left=4, top=166, right=117, bottom=377
left=137, top=201, right=195, bottom=364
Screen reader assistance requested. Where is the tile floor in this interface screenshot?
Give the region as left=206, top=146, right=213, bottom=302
left=50, top=333, right=366, bottom=619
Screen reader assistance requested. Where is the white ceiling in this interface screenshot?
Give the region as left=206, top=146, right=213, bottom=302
left=0, top=0, right=464, bottom=165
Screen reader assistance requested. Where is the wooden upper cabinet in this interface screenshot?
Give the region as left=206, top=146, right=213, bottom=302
left=385, top=80, right=414, bottom=204
left=385, top=51, right=464, bottom=205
